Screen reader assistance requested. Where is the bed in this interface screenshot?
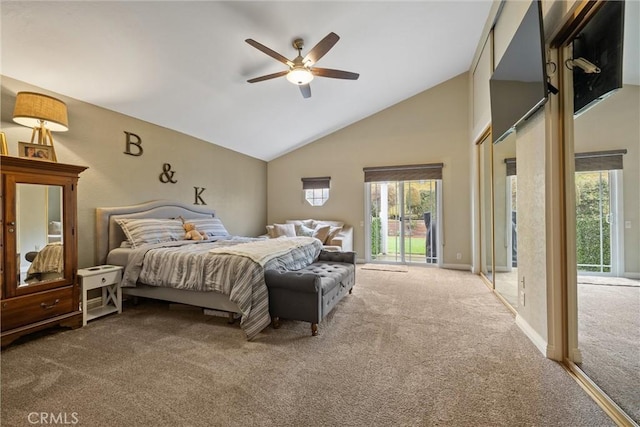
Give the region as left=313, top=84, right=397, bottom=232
left=95, top=200, right=323, bottom=339
left=25, top=242, right=64, bottom=283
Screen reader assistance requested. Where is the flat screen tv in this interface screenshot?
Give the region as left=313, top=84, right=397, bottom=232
left=490, top=0, right=548, bottom=144
left=573, top=1, right=624, bottom=116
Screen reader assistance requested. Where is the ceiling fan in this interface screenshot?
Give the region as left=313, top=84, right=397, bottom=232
left=245, top=32, right=359, bottom=99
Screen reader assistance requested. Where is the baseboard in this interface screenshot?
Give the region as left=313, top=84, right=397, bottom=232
left=441, top=263, right=472, bottom=271
left=357, top=260, right=472, bottom=271
left=624, top=272, right=640, bottom=280
left=571, top=347, right=583, bottom=364
left=515, top=314, right=548, bottom=357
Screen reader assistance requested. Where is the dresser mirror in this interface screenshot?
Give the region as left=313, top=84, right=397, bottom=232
left=17, top=183, right=64, bottom=287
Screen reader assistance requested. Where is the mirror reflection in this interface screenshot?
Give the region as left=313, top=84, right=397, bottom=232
left=17, top=183, right=64, bottom=286
left=493, top=131, right=518, bottom=308
left=573, top=1, right=639, bottom=421
left=479, top=133, right=493, bottom=283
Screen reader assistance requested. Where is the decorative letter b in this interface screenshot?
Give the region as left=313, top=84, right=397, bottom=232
left=124, top=131, right=143, bottom=156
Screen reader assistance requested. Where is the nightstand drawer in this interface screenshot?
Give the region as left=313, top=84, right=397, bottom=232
left=1, top=287, right=74, bottom=331
left=79, top=268, right=122, bottom=290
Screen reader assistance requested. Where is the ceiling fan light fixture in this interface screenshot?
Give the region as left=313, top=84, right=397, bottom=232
left=286, top=67, right=314, bottom=85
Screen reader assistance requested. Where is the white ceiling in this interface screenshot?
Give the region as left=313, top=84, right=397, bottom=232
left=2, top=1, right=493, bottom=161
left=3, top=1, right=637, bottom=161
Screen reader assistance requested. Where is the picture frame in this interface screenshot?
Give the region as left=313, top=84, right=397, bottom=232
left=18, top=142, right=54, bottom=162
left=0, top=132, right=7, bottom=156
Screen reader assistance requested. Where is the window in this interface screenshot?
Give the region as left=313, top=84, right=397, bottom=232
left=301, top=177, right=330, bottom=207
left=305, top=188, right=329, bottom=206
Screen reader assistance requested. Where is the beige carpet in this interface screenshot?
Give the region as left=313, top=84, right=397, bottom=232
left=578, top=281, right=640, bottom=422
left=1, top=267, right=613, bottom=426
left=361, top=263, right=409, bottom=272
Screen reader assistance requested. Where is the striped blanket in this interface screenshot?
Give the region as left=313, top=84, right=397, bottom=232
left=121, top=236, right=323, bottom=339
left=27, top=242, right=63, bottom=280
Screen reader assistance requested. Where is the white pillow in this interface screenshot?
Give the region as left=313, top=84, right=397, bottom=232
left=115, top=218, right=184, bottom=248
left=273, top=223, right=296, bottom=237
left=295, top=224, right=315, bottom=237
left=311, top=220, right=345, bottom=228
left=286, top=219, right=315, bottom=228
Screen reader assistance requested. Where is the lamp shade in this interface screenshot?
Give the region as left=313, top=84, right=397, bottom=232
left=13, top=92, right=69, bottom=132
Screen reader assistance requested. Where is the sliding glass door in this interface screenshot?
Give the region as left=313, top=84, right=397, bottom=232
left=575, top=170, right=615, bottom=274
left=366, top=178, right=441, bottom=265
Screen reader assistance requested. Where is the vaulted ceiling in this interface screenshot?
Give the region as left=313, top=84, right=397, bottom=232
left=3, top=2, right=637, bottom=161
left=2, top=1, right=494, bottom=161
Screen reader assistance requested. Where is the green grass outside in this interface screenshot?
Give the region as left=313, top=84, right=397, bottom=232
left=383, top=237, right=427, bottom=256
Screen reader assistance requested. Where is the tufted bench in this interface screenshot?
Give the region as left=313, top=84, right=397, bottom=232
left=264, top=250, right=356, bottom=336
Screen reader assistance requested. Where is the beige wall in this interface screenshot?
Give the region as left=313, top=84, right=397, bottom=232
left=1, top=76, right=267, bottom=269
left=514, top=112, right=548, bottom=343
left=268, top=73, right=471, bottom=266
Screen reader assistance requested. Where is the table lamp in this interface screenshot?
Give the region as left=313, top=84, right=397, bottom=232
left=12, top=91, right=69, bottom=161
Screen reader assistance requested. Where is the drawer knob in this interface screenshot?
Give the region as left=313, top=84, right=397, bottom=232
left=101, top=277, right=106, bottom=283
left=40, top=299, right=60, bottom=310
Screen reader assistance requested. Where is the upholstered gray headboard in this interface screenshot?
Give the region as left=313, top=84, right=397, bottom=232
left=95, top=200, right=215, bottom=265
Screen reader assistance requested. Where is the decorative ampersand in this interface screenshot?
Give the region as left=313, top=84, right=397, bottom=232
left=159, top=163, right=177, bottom=183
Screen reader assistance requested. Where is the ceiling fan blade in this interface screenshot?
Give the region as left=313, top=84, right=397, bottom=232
left=247, top=70, right=289, bottom=83
left=299, top=84, right=311, bottom=99
left=312, top=67, right=360, bottom=80
left=245, top=39, right=293, bottom=67
left=303, top=32, right=340, bottom=65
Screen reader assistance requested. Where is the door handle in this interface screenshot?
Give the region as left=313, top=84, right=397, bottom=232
left=40, top=299, right=60, bottom=310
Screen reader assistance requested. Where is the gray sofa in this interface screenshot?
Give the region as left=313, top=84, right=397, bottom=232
left=265, top=250, right=356, bottom=336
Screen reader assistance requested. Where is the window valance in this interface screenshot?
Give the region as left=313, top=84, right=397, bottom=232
left=575, top=149, right=627, bottom=172
left=301, top=176, right=331, bottom=190
left=502, top=149, right=627, bottom=176
left=363, top=163, right=443, bottom=182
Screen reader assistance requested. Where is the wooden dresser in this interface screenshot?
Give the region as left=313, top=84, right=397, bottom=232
left=1, top=156, right=87, bottom=347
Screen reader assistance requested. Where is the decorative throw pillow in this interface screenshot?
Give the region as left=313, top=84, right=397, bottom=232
left=295, top=224, right=315, bottom=237
left=312, top=220, right=345, bottom=228
left=324, top=226, right=343, bottom=244
left=187, top=217, right=230, bottom=237
left=273, top=223, right=296, bottom=237
left=312, top=224, right=331, bottom=243
left=266, top=225, right=275, bottom=238
left=286, top=219, right=315, bottom=228
left=115, top=218, right=184, bottom=248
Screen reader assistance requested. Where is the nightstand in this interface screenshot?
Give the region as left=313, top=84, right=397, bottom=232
left=78, top=265, right=123, bottom=326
